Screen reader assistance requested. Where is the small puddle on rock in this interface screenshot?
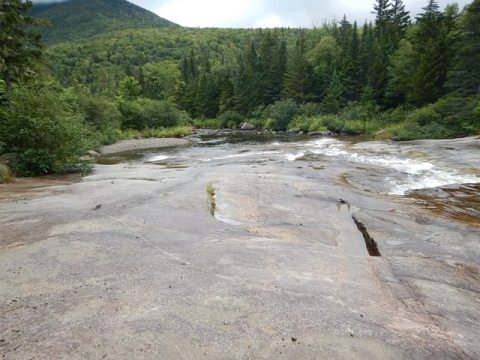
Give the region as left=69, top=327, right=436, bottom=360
left=0, top=173, right=82, bottom=203
left=97, top=152, right=144, bottom=165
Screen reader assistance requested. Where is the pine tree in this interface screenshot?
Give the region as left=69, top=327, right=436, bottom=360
left=349, top=21, right=361, bottom=100
left=372, top=0, right=394, bottom=105
left=272, top=37, right=287, bottom=102
left=410, top=0, right=454, bottom=105
left=282, top=32, right=313, bottom=102
left=0, top=0, right=44, bottom=99
left=234, top=41, right=261, bottom=114
left=258, top=31, right=280, bottom=106
left=322, top=70, right=345, bottom=113
left=391, top=0, right=410, bottom=48
left=336, top=15, right=355, bottom=100
left=359, top=22, right=375, bottom=88
left=385, top=39, right=415, bottom=106
left=447, top=0, right=480, bottom=95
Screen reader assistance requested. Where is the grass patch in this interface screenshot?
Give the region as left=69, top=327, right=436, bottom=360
left=192, top=118, right=225, bottom=129
left=103, top=126, right=193, bottom=142
left=206, top=182, right=216, bottom=216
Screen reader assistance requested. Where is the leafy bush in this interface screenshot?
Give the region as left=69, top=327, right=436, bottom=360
left=112, top=126, right=192, bottom=140
left=191, top=118, right=224, bottom=129
left=289, top=116, right=327, bottom=132
left=263, top=100, right=299, bottom=130
left=298, top=102, right=322, bottom=117
left=75, top=90, right=122, bottom=130
left=407, top=105, right=441, bottom=126
left=217, top=111, right=244, bottom=128
left=0, top=81, right=91, bottom=176
left=118, top=98, right=190, bottom=130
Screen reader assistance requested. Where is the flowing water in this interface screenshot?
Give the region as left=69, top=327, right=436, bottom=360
left=128, top=130, right=480, bottom=195
left=97, top=130, right=480, bottom=227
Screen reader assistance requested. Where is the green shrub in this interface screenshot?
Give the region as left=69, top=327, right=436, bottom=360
left=246, top=118, right=268, bottom=129
left=217, top=111, right=244, bottom=128
left=192, top=118, right=223, bottom=129
left=407, top=105, right=441, bottom=126
left=288, top=116, right=328, bottom=132
left=75, top=90, right=122, bottom=130
left=112, top=126, right=192, bottom=140
left=118, top=98, right=190, bottom=130
left=321, top=115, right=344, bottom=133
left=396, top=122, right=452, bottom=140
left=298, top=102, right=322, bottom=117
left=263, top=100, right=299, bottom=130
left=0, top=81, right=91, bottom=176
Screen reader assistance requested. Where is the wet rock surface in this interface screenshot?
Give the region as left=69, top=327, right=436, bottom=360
left=0, top=131, right=479, bottom=359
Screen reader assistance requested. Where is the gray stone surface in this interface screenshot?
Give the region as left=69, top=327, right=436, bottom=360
left=99, top=138, right=190, bottom=155
left=240, top=122, right=255, bottom=131
left=0, top=133, right=479, bottom=359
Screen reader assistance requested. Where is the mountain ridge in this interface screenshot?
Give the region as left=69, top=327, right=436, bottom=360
left=31, top=0, right=179, bottom=43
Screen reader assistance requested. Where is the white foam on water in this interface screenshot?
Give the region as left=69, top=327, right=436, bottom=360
left=201, top=150, right=282, bottom=162
left=146, top=155, right=171, bottom=162
left=305, top=138, right=480, bottom=195
left=389, top=169, right=480, bottom=195
left=285, top=152, right=305, bottom=161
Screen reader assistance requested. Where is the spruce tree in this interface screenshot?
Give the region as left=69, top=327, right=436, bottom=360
left=282, top=32, right=313, bottom=103
left=391, top=0, right=410, bottom=49
left=447, top=0, right=480, bottom=95
left=322, top=70, right=345, bottom=114
left=0, top=0, right=44, bottom=99
left=410, top=0, right=453, bottom=105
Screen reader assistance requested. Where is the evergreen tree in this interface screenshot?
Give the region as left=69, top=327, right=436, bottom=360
left=336, top=15, right=355, bottom=100
left=447, top=0, right=480, bottom=95
left=0, top=0, right=44, bottom=98
left=385, top=39, right=415, bottom=106
left=308, top=35, right=341, bottom=100
left=358, top=22, right=375, bottom=88
left=322, top=70, right=344, bottom=113
left=349, top=21, right=362, bottom=100
left=272, top=37, right=287, bottom=102
left=234, top=41, right=261, bottom=114
left=258, top=31, right=280, bottom=105
left=391, top=0, right=410, bottom=48
left=410, top=0, right=454, bottom=105
left=282, top=32, right=313, bottom=102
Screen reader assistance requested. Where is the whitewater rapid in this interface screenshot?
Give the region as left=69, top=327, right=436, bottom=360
left=287, top=138, right=480, bottom=195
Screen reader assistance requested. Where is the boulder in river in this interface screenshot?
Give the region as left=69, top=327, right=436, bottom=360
left=87, top=150, right=100, bottom=158
left=287, top=128, right=301, bottom=133
left=308, top=131, right=332, bottom=137
left=240, top=122, right=255, bottom=131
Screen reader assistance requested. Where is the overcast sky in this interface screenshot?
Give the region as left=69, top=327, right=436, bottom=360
left=34, top=0, right=473, bottom=28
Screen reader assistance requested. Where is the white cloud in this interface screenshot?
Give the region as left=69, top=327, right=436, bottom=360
left=254, top=14, right=293, bottom=28
left=153, top=0, right=259, bottom=27
left=35, top=0, right=474, bottom=28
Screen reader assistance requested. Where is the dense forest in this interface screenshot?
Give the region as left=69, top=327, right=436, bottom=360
left=1, top=0, right=479, bottom=176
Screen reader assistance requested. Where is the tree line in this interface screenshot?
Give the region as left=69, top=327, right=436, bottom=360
left=1, top=0, right=479, bottom=176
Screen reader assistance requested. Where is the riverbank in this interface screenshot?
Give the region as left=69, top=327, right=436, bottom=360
left=99, top=137, right=190, bottom=155
left=0, top=133, right=479, bottom=359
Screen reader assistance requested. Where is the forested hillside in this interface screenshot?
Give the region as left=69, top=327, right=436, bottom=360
left=1, top=0, right=479, bottom=176
left=31, top=0, right=179, bottom=43
left=46, top=0, right=480, bottom=137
